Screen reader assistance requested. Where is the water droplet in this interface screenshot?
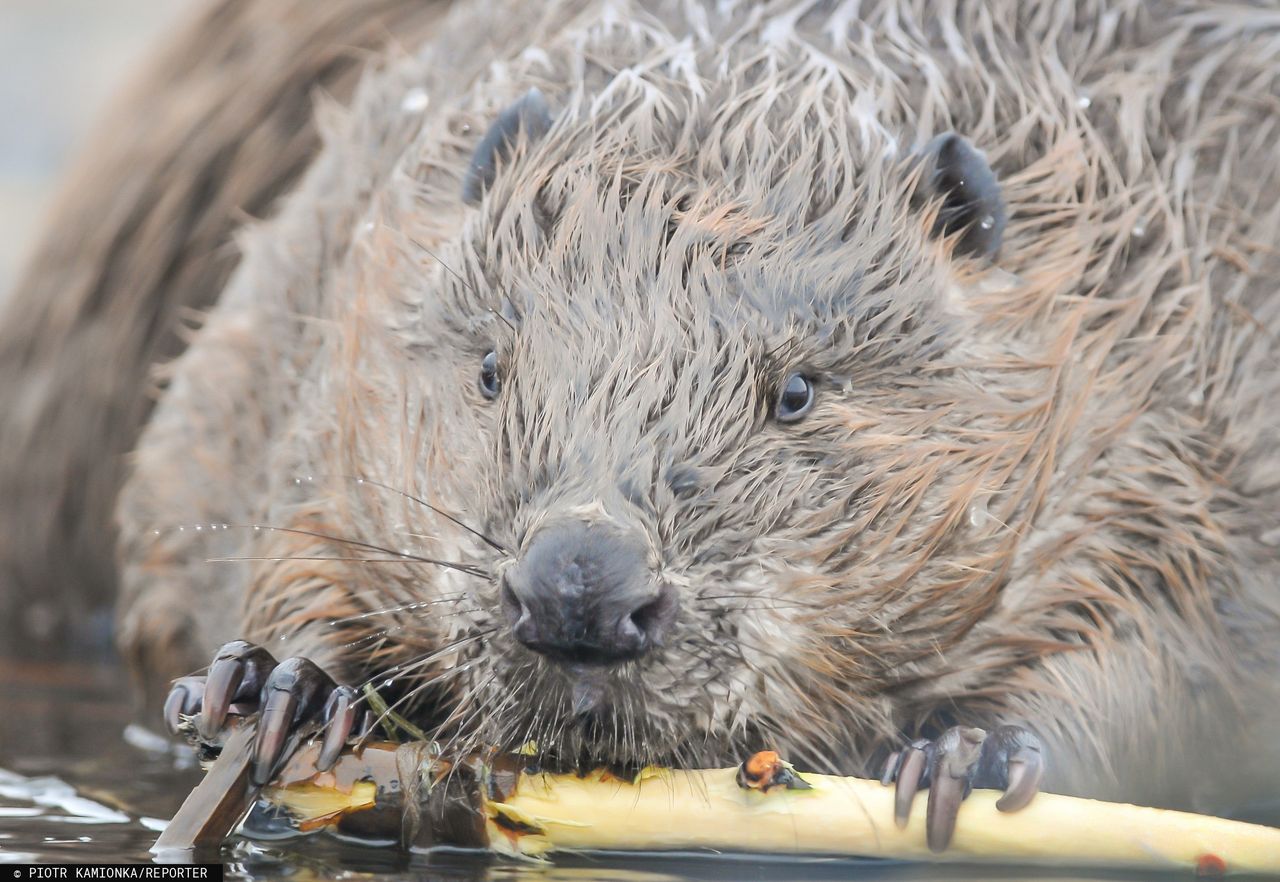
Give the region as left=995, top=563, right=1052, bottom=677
left=1132, top=220, right=1147, bottom=238
left=177, top=526, right=185, bottom=532
left=1187, top=387, right=1204, bottom=407
left=968, top=496, right=992, bottom=529
left=1076, top=94, right=1092, bottom=109
left=195, top=525, right=202, bottom=531
left=400, top=87, right=429, bottom=113
left=153, top=529, right=161, bottom=535
left=356, top=478, right=365, bottom=484
left=979, top=215, right=995, bottom=230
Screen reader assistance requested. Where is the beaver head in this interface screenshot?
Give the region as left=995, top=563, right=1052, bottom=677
left=331, top=60, right=1029, bottom=774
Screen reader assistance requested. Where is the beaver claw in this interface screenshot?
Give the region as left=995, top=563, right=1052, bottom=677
left=163, top=641, right=366, bottom=784
left=201, top=640, right=279, bottom=738
left=162, top=676, right=208, bottom=736
left=879, top=724, right=1044, bottom=852
left=251, top=656, right=338, bottom=783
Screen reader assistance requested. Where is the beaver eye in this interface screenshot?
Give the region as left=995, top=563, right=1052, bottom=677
left=775, top=372, right=814, bottom=423
left=479, top=350, right=501, bottom=399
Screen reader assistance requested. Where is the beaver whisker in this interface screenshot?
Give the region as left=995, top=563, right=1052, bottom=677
left=499, top=663, right=557, bottom=758
left=357, top=631, right=491, bottom=689
left=324, top=593, right=473, bottom=627
left=677, top=633, right=874, bottom=731
left=434, top=668, right=506, bottom=737
left=608, top=688, right=623, bottom=763
left=694, top=602, right=823, bottom=616
left=693, top=592, right=825, bottom=610
left=765, top=336, right=802, bottom=362
left=507, top=671, right=588, bottom=768
left=351, top=652, right=487, bottom=745
left=382, top=666, right=483, bottom=740
left=330, top=613, right=486, bottom=652
left=626, top=685, right=646, bottom=768
left=745, top=703, right=838, bottom=773
left=402, top=233, right=519, bottom=335
left=687, top=618, right=883, bottom=673
left=447, top=675, right=552, bottom=790
left=326, top=473, right=508, bottom=552
left=404, top=234, right=478, bottom=296
left=205, top=555, right=488, bottom=578
left=334, top=628, right=412, bottom=654
left=452, top=674, right=514, bottom=757
left=483, top=681, right=532, bottom=753
left=360, top=646, right=481, bottom=698
left=431, top=672, right=514, bottom=787
left=368, top=628, right=497, bottom=690
left=368, top=662, right=490, bottom=729
left=651, top=656, right=689, bottom=687
left=671, top=650, right=730, bottom=691
left=535, top=707, right=573, bottom=771
left=676, top=631, right=777, bottom=666
left=187, top=522, right=488, bottom=572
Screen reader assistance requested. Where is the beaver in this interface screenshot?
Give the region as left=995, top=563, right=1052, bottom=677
left=3, top=0, right=1279, bottom=852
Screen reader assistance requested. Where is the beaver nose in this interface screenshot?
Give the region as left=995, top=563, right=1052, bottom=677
left=502, top=520, right=677, bottom=664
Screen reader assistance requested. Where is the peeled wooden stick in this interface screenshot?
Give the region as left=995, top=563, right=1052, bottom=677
left=153, top=721, right=259, bottom=853
left=257, top=743, right=1280, bottom=876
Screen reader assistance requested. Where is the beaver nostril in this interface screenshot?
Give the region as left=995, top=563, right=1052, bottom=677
left=625, top=585, right=678, bottom=649
left=500, top=578, right=527, bottom=628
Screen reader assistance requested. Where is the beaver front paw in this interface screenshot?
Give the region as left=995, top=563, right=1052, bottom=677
left=162, top=640, right=364, bottom=784
left=879, top=724, right=1044, bottom=852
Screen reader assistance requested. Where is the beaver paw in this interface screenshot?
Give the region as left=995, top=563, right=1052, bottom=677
left=879, top=724, right=1044, bottom=852
left=162, top=640, right=364, bottom=784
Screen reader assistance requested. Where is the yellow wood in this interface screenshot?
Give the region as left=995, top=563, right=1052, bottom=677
left=263, top=758, right=1280, bottom=874
left=487, top=767, right=1280, bottom=875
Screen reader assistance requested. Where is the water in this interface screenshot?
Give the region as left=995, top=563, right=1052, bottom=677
left=0, top=650, right=1269, bottom=880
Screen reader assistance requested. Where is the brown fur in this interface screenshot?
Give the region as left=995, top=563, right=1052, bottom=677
left=6, top=0, right=1280, bottom=814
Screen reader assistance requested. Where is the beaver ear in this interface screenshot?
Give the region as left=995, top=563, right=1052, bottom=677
left=917, top=133, right=1006, bottom=259
left=462, top=88, right=553, bottom=205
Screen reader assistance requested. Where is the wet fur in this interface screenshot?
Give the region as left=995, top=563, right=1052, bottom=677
left=9, top=0, right=1280, bottom=814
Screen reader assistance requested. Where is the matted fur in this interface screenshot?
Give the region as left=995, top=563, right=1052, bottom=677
left=28, top=0, right=1280, bottom=812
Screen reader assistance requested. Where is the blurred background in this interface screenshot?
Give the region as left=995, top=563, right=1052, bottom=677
left=0, top=0, right=195, bottom=301
left=0, top=1, right=205, bottom=859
